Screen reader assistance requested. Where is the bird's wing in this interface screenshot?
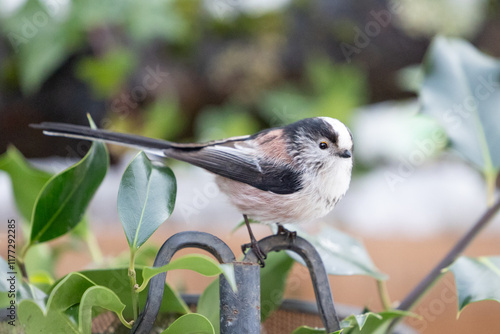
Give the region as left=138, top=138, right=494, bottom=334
left=30, top=122, right=303, bottom=194
left=165, top=145, right=303, bottom=194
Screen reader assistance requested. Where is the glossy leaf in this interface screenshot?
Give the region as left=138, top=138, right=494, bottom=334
left=29, top=117, right=108, bottom=244
left=449, top=256, right=500, bottom=312
left=18, top=272, right=131, bottom=333
left=0, top=146, right=52, bottom=222
left=18, top=299, right=79, bottom=334
left=46, top=272, right=95, bottom=312
left=260, top=251, right=295, bottom=321
left=139, top=254, right=235, bottom=292
left=79, top=286, right=130, bottom=333
left=118, top=151, right=176, bottom=249
left=160, top=313, right=214, bottom=334
left=197, top=278, right=220, bottom=334
left=420, top=36, right=500, bottom=174
left=77, top=268, right=189, bottom=317
left=280, top=225, right=387, bottom=280
left=340, top=310, right=414, bottom=334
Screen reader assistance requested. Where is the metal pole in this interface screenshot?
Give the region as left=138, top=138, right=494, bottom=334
left=220, top=262, right=261, bottom=334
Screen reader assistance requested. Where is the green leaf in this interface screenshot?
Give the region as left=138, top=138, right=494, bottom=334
left=340, top=310, right=415, bottom=334
left=18, top=299, right=80, bottom=334
left=18, top=272, right=131, bottom=333
left=280, top=225, right=387, bottom=280
left=160, top=313, right=215, bottom=334
left=139, top=254, right=235, bottom=292
left=420, top=36, right=500, bottom=174
left=260, top=251, right=295, bottom=321
left=79, top=286, right=130, bottom=333
left=46, top=272, right=96, bottom=312
left=449, top=256, right=500, bottom=312
left=291, top=326, right=328, bottom=334
left=118, top=151, right=176, bottom=249
left=197, top=278, right=220, bottom=334
left=29, top=118, right=108, bottom=245
left=0, top=146, right=52, bottom=222
left=76, top=268, right=189, bottom=318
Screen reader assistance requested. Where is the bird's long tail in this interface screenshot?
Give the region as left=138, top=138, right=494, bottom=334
left=30, top=122, right=173, bottom=156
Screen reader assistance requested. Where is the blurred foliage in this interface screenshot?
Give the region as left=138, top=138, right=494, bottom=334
left=420, top=36, right=500, bottom=203
left=76, top=48, right=137, bottom=98
left=2, top=0, right=498, bottom=156
left=196, top=103, right=261, bottom=141
left=0, top=0, right=374, bottom=148
left=1, top=0, right=188, bottom=94
left=259, top=58, right=367, bottom=127
left=143, top=100, right=188, bottom=140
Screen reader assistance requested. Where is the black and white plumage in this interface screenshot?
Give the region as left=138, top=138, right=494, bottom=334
left=31, top=117, right=354, bottom=225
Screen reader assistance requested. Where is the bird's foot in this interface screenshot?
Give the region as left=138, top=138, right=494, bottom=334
left=242, top=241, right=267, bottom=267
left=276, top=224, right=297, bottom=242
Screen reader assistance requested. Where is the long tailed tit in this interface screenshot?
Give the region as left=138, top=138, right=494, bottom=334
left=31, top=117, right=353, bottom=265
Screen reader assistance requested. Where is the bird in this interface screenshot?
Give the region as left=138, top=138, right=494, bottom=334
left=31, top=117, right=354, bottom=266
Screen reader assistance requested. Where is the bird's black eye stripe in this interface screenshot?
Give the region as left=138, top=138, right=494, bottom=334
left=319, top=142, right=328, bottom=149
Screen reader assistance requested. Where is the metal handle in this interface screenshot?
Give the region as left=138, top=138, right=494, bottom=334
left=131, top=231, right=236, bottom=333
left=131, top=231, right=340, bottom=334
left=243, top=234, right=341, bottom=333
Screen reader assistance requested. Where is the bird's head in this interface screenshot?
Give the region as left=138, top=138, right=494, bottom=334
left=284, top=117, right=353, bottom=171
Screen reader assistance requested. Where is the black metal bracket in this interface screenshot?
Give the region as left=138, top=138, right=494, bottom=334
left=243, top=234, right=341, bottom=333
left=130, top=231, right=341, bottom=334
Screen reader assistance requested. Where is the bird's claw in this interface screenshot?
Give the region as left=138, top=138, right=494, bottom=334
left=277, top=224, right=297, bottom=242
left=242, top=242, right=267, bottom=267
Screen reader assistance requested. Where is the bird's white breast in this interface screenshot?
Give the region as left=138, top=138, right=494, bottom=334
left=215, top=157, right=352, bottom=224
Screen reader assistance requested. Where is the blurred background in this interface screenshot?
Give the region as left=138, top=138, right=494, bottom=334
left=1, top=0, right=500, bottom=333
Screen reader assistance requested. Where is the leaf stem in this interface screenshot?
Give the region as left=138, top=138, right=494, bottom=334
left=129, top=249, right=139, bottom=320
left=18, top=244, right=30, bottom=281
left=389, top=198, right=500, bottom=330
left=485, top=169, right=497, bottom=207
left=377, top=279, right=392, bottom=310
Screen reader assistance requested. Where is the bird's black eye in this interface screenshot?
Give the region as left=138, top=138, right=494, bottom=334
left=319, top=141, right=328, bottom=150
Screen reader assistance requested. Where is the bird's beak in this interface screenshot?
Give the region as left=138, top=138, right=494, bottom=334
left=338, top=149, right=352, bottom=158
